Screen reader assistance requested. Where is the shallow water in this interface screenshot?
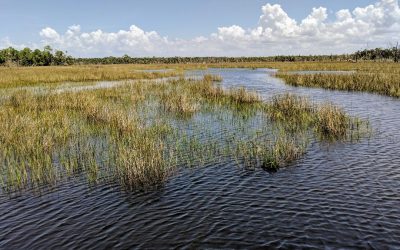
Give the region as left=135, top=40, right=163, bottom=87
left=1, top=68, right=400, bottom=249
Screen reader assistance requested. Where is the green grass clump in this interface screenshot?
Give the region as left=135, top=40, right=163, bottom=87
left=161, top=93, right=199, bottom=116
left=235, top=134, right=306, bottom=171
left=265, top=94, right=365, bottom=140
left=264, top=135, right=306, bottom=170
left=227, top=87, right=261, bottom=104
left=203, top=74, right=223, bottom=82
left=314, top=104, right=350, bottom=140
left=267, top=94, right=314, bottom=123
left=114, top=132, right=170, bottom=191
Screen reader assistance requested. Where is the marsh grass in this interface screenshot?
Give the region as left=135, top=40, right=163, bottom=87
left=267, top=94, right=314, bottom=124
left=203, top=74, right=223, bottom=82
left=174, top=61, right=400, bottom=98
left=277, top=72, right=400, bottom=98
left=314, top=104, right=350, bottom=139
left=0, top=75, right=368, bottom=193
left=0, top=64, right=182, bottom=89
left=236, top=133, right=307, bottom=171
left=228, top=87, right=261, bottom=104
left=265, top=94, right=366, bottom=140
left=161, top=92, right=199, bottom=116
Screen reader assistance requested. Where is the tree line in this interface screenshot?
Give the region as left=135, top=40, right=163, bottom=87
left=353, top=45, right=400, bottom=62
left=0, top=46, right=73, bottom=66
left=1, top=46, right=399, bottom=66
left=74, top=55, right=350, bottom=64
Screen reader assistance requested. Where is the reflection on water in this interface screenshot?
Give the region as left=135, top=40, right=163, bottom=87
left=1, top=68, right=400, bottom=249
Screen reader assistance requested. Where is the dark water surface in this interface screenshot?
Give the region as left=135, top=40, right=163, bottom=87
left=1, top=69, right=400, bottom=249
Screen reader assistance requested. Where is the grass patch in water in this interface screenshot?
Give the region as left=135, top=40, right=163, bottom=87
left=265, top=94, right=367, bottom=140
left=0, top=76, right=368, bottom=193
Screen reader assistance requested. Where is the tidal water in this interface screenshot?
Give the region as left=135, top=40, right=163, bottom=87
left=1, top=69, right=399, bottom=249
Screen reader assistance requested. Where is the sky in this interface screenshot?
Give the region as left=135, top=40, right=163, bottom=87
left=1, top=0, right=399, bottom=57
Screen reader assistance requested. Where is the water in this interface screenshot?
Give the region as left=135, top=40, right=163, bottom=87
left=1, top=68, right=400, bottom=249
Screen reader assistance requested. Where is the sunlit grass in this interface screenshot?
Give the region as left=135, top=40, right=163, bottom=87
left=2, top=61, right=400, bottom=98
left=0, top=64, right=182, bottom=88
left=277, top=72, right=400, bottom=98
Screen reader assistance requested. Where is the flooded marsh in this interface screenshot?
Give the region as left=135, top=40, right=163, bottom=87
left=0, top=74, right=365, bottom=192
left=0, top=67, right=399, bottom=249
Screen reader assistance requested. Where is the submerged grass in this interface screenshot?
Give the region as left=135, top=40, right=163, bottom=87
left=0, top=75, right=368, bottom=193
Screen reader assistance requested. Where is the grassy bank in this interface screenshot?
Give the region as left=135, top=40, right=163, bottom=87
left=277, top=72, right=400, bottom=98
left=0, top=64, right=182, bottom=88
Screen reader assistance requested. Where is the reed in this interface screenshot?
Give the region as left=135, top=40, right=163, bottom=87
left=113, top=132, right=170, bottom=191
left=267, top=94, right=314, bottom=123
left=265, top=94, right=364, bottom=140
left=314, top=104, right=350, bottom=139
left=228, top=87, right=261, bottom=104
left=161, top=92, right=199, bottom=116
left=265, top=135, right=306, bottom=170
left=203, top=74, right=223, bottom=82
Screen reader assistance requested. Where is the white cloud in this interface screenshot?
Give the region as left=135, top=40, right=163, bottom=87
left=2, top=0, right=400, bottom=56
left=259, top=3, right=299, bottom=38
left=217, top=25, right=246, bottom=40
left=39, top=27, right=60, bottom=41
left=0, top=37, right=30, bottom=50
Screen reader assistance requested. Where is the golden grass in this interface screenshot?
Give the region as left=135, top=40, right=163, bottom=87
left=2, top=61, right=399, bottom=98
left=277, top=72, right=400, bottom=98
left=151, top=61, right=400, bottom=73
left=0, top=64, right=182, bottom=88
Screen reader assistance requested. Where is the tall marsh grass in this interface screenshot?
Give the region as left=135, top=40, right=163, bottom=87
left=266, top=94, right=365, bottom=140
left=278, top=72, right=400, bottom=98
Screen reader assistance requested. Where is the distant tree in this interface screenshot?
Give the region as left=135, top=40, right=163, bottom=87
left=0, top=54, right=5, bottom=64
left=42, top=46, right=54, bottom=65
left=1, top=45, right=399, bottom=67
left=394, top=42, right=399, bottom=63
left=53, top=50, right=66, bottom=65
left=4, top=47, right=19, bottom=62
left=32, top=49, right=44, bottom=66
left=18, top=48, right=33, bottom=66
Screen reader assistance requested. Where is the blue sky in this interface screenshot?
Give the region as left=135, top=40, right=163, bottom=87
left=1, top=0, right=399, bottom=56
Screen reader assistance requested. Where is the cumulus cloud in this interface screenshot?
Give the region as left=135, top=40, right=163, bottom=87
left=0, top=37, right=31, bottom=50
left=3, top=0, right=400, bottom=56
